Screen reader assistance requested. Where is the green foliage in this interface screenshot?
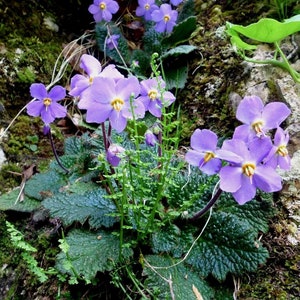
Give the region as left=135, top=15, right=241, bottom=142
left=6, top=221, right=48, bottom=283
left=226, top=14, right=300, bottom=82
left=162, top=17, right=197, bottom=47
left=0, top=189, right=41, bottom=212
left=56, top=229, right=133, bottom=282
left=187, top=211, right=269, bottom=281
left=94, top=11, right=197, bottom=87
left=0, top=120, right=277, bottom=298
left=143, top=255, right=215, bottom=300
left=43, top=187, right=117, bottom=228
left=227, top=17, right=300, bottom=44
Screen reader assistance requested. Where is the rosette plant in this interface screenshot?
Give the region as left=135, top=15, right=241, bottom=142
left=0, top=49, right=291, bottom=298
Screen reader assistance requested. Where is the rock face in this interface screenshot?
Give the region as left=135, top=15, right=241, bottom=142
left=233, top=44, right=300, bottom=245
left=0, top=148, right=6, bottom=168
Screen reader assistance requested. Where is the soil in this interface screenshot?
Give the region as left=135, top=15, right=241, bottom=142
left=0, top=0, right=299, bottom=299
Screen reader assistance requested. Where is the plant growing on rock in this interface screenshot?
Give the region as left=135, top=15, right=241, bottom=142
left=0, top=1, right=293, bottom=299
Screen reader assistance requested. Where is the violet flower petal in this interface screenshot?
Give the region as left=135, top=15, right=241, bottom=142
left=190, top=129, right=218, bottom=152
left=219, top=166, right=242, bottom=193
left=26, top=101, right=44, bottom=117
left=262, top=102, right=291, bottom=129
left=80, top=54, right=102, bottom=77
left=48, top=86, right=66, bottom=101
left=253, top=166, right=282, bottom=192
left=232, top=177, right=257, bottom=205
left=30, top=83, right=48, bottom=99
left=236, top=95, right=264, bottom=124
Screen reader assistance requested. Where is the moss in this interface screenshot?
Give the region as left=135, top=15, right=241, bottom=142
left=0, top=163, right=22, bottom=194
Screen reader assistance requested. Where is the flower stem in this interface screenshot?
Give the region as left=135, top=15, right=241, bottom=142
left=101, top=122, right=109, bottom=151
left=190, top=187, right=222, bottom=221
left=48, top=130, right=69, bottom=174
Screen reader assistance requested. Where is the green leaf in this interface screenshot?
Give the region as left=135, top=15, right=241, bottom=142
left=218, top=192, right=276, bottom=233
left=151, top=224, right=194, bottom=258
left=0, top=189, right=41, bottom=212
left=226, top=27, right=257, bottom=51
left=161, top=45, right=197, bottom=59
left=42, top=187, right=117, bottom=229
left=56, top=229, right=133, bottom=281
left=186, top=212, right=269, bottom=281
left=162, top=16, right=197, bottom=47
left=226, top=16, right=300, bottom=43
left=24, top=170, right=67, bottom=201
left=143, top=26, right=163, bottom=55
left=143, top=255, right=215, bottom=300
left=164, top=64, right=188, bottom=90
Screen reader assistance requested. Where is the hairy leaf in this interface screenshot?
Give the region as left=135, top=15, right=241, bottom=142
left=24, top=170, right=66, bottom=201
left=143, top=255, right=215, bottom=300
left=186, top=212, right=269, bottom=281
left=0, top=189, right=41, bottom=212
left=143, top=26, right=163, bottom=55
left=42, top=187, right=117, bottom=229
left=217, top=192, right=276, bottom=233
left=161, top=45, right=197, bottom=59
left=151, top=224, right=194, bottom=257
left=56, top=229, right=133, bottom=281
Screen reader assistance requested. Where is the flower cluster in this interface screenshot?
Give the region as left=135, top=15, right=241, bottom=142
left=88, top=0, right=183, bottom=34
left=26, top=50, right=291, bottom=205
left=27, top=54, right=175, bottom=165
left=185, top=95, right=291, bottom=205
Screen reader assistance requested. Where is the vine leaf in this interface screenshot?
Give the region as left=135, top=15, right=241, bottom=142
left=56, top=229, right=133, bottom=281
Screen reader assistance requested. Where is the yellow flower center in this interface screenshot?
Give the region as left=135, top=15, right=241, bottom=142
left=204, top=151, right=215, bottom=163
left=276, top=145, right=288, bottom=157
left=148, top=89, right=158, bottom=100
left=43, top=97, right=52, bottom=107
left=144, top=4, right=150, bottom=10
left=89, top=77, right=93, bottom=84
left=251, top=120, right=264, bottom=134
left=164, top=15, right=170, bottom=22
left=111, top=98, right=124, bottom=112
left=242, top=162, right=256, bottom=177
left=99, top=2, right=106, bottom=10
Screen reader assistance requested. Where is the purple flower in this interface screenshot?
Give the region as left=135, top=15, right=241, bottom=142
left=88, top=0, right=119, bottom=22
left=233, top=95, right=291, bottom=142
left=81, top=76, right=144, bottom=132
left=264, top=127, right=291, bottom=170
left=106, top=144, right=125, bottom=166
left=170, top=0, right=183, bottom=6
left=151, top=4, right=178, bottom=33
left=185, top=129, right=241, bottom=175
left=69, top=54, right=123, bottom=98
left=136, top=77, right=175, bottom=117
left=136, top=0, right=159, bottom=21
left=219, top=138, right=282, bottom=205
left=27, top=83, right=67, bottom=131
left=106, top=34, right=120, bottom=50
left=145, top=130, right=158, bottom=146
